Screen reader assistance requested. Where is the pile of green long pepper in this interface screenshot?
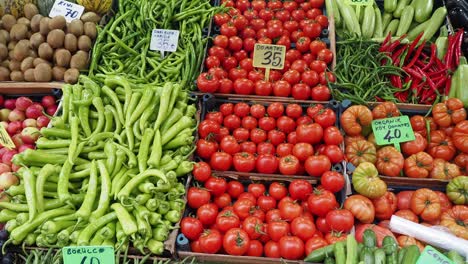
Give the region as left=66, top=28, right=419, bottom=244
left=88, top=0, right=223, bottom=86
left=0, top=75, right=197, bottom=255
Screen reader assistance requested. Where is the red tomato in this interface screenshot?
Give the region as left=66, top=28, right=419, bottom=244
left=323, top=145, right=344, bottom=164
left=197, top=203, right=219, bottom=226
left=269, top=182, right=288, bottom=201
left=213, top=35, right=228, bottom=48
left=233, top=127, right=250, bottom=142
left=326, top=209, right=354, bottom=232
left=291, top=217, right=316, bottom=241
left=321, top=171, right=345, bottom=193
left=257, top=142, right=276, bottom=155
left=268, top=130, right=286, bottom=146
left=220, top=103, right=234, bottom=116
left=214, top=193, right=232, bottom=209
left=267, top=102, right=285, bottom=118
left=302, top=21, right=322, bottom=38
left=233, top=152, right=256, bottom=172
left=181, top=217, right=204, bottom=240
left=279, top=200, right=303, bottom=221
left=283, top=69, right=302, bottom=85
left=292, top=83, right=312, bottom=100
left=290, top=180, right=313, bottom=201
left=317, top=49, right=333, bottom=64
left=199, top=229, right=223, bottom=253
left=248, top=70, right=264, bottom=82
left=305, top=155, right=331, bottom=177
left=242, top=216, right=266, bottom=240
left=279, top=236, right=305, bottom=260
left=292, top=143, right=314, bottom=162
left=268, top=221, right=290, bottom=242
left=301, top=70, right=320, bottom=87
left=223, top=228, right=250, bottom=255
left=255, top=80, right=273, bottom=96
left=286, top=49, right=302, bottom=62
left=266, top=209, right=282, bottom=223
left=227, top=181, right=244, bottom=199
left=288, top=131, right=298, bottom=144
left=188, top=187, right=211, bottom=209
left=276, top=116, right=296, bottom=134
left=246, top=240, right=263, bottom=257
left=223, top=56, right=238, bottom=71
left=233, top=78, right=254, bottom=95
left=215, top=127, right=230, bottom=142
left=205, top=56, right=220, bottom=69
left=205, top=111, right=223, bottom=124
left=220, top=22, right=238, bottom=37
left=233, top=102, right=250, bottom=117
left=296, top=123, right=323, bottom=144
left=286, top=104, right=303, bottom=119
left=241, top=116, right=258, bottom=130
left=307, top=189, right=337, bottom=217
left=205, top=177, right=227, bottom=197
left=250, top=128, right=268, bottom=144
left=310, top=60, right=327, bottom=73
left=296, top=37, right=312, bottom=53
left=197, top=73, right=220, bottom=93
left=396, top=191, right=414, bottom=210
left=279, top=155, right=300, bottom=175
left=273, top=80, right=291, bottom=97
left=320, top=72, right=336, bottom=84
left=305, top=236, right=328, bottom=255
left=248, top=183, right=266, bottom=198
left=290, top=59, right=308, bottom=73
left=257, top=195, right=277, bottom=212
left=240, top=141, right=257, bottom=154
left=250, top=104, right=266, bottom=118
left=325, top=232, right=347, bottom=244
left=210, top=152, right=232, bottom=171
left=256, top=154, right=279, bottom=174
left=193, top=161, right=212, bottom=182
left=323, top=126, right=344, bottom=145
left=216, top=209, right=240, bottom=233
left=234, top=199, right=255, bottom=220
left=238, top=192, right=257, bottom=204
left=277, top=143, right=294, bottom=157
left=316, top=217, right=330, bottom=234
left=264, top=241, right=281, bottom=258
left=306, top=8, right=322, bottom=19
left=220, top=136, right=241, bottom=155
left=314, top=108, right=336, bottom=128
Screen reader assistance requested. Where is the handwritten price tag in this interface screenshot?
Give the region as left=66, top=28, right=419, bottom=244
left=253, top=44, right=286, bottom=70
left=0, top=126, right=15, bottom=149
left=150, top=29, right=180, bottom=52
left=63, top=246, right=114, bottom=264
left=371, top=115, right=415, bottom=151
left=416, top=246, right=454, bottom=264
left=49, top=0, right=85, bottom=22
left=345, top=0, right=374, bottom=5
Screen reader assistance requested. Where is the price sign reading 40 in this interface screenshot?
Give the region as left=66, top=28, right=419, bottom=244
left=63, top=246, right=114, bottom=264
left=253, top=44, right=286, bottom=81
left=371, top=115, right=415, bottom=152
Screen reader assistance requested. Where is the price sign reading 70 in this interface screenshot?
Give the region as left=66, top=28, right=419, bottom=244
left=253, top=44, right=286, bottom=81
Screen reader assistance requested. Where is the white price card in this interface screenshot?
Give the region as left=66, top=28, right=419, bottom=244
left=150, top=29, right=180, bottom=52
left=49, top=0, right=85, bottom=23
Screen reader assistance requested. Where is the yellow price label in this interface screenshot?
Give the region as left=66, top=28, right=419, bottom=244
left=345, top=0, right=374, bottom=5
left=253, top=44, right=286, bottom=70
left=0, top=125, right=15, bottom=149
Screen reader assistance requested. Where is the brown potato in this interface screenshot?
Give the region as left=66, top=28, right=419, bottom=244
left=54, top=49, right=71, bottom=68
left=83, top=22, right=97, bottom=40
left=29, top=32, right=44, bottom=49
left=77, top=35, right=91, bottom=51
left=64, top=68, right=79, bottom=84
left=64, top=34, right=77, bottom=53
left=49, top=16, right=66, bottom=30
left=52, top=66, right=65, bottom=81
left=24, top=68, right=35, bottom=81
left=34, top=63, right=52, bottom=82
left=23, top=3, right=39, bottom=20
left=13, top=39, right=30, bottom=61
left=10, top=24, right=28, bottom=41
left=30, top=14, right=43, bottom=32
left=0, top=67, right=10, bottom=81
left=39, top=17, right=50, bottom=35
left=47, top=29, right=65, bottom=49
left=38, top=43, right=53, bottom=60
left=2, top=15, right=16, bottom=31
left=20, top=57, right=34, bottom=72
left=10, top=70, right=24, bottom=81
left=68, top=20, right=83, bottom=36
left=70, top=51, right=88, bottom=70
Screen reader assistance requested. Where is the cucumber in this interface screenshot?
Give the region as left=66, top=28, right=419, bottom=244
left=413, top=0, right=434, bottom=23
left=334, top=241, right=346, bottom=264
left=382, top=12, right=393, bottom=32
left=336, top=0, right=362, bottom=36
left=305, top=243, right=337, bottom=262
left=325, top=257, right=336, bottom=264
left=362, top=4, right=376, bottom=39
left=407, top=20, right=430, bottom=40
left=402, top=245, right=420, bottom=264
left=373, top=7, right=383, bottom=38
left=384, top=0, right=398, bottom=13
left=393, top=0, right=412, bottom=18
left=374, top=249, right=386, bottom=264
left=326, top=0, right=342, bottom=27
left=421, top=7, right=447, bottom=42
left=382, top=236, right=398, bottom=255
left=346, top=235, right=359, bottom=264
left=398, top=247, right=408, bottom=264
left=363, top=229, right=377, bottom=248
left=360, top=248, right=375, bottom=264
left=447, top=250, right=465, bottom=264
left=384, top=19, right=400, bottom=36
left=396, top=6, right=414, bottom=36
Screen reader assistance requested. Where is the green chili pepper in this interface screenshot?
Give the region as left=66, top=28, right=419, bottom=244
left=158, top=201, right=170, bottom=215
left=36, top=138, right=71, bottom=149
left=40, top=128, right=72, bottom=139
left=161, top=116, right=194, bottom=145
left=41, top=220, right=75, bottom=234
left=36, top=164, right=60, bottom=213
left=91, top=97, right=106, bottom=136
left=129, top=87, right=155, bottom=125
left=76, top=160, right=98, bottom=222
left=153, top=83, right=173, bottom=130
left=19, top=168, right=37, bottom=222
left=169, top=199, right=185, bottom=211
left=78, top=89, right=94, bottom=137
left=102, top=86, right=125, bottom=124
left=77, top=212, right=118, bottom=246
left=114, top=143, right=137, bottom=168
left=175, top=161, right=194, bottom=177
left=57, top=160, right=73, bottom=204
left=104, top=141, right=116, bottom=175
left=125, top=91, right=142, bottom=124
left=135, top=193, right=151, bottom=205
left=0, top=209, right=18, bottom=222
left=138, top=128, right=154, bottom=173
left=165, top=210, right=181, bottom=223
left=111, top=203, right=137, bottom=236
left=117, top=169, right=168, bottom=202
left=147, top=239, right=164, bottom=255
left=15, top=212, right=29, bottom=225
left=90, top=160, right=112, bottom=222
left=152, top=224, right=169, bottom=242
left=67, top=116, right=80, bottom=165
left=160, top=108, right=182, bottom=135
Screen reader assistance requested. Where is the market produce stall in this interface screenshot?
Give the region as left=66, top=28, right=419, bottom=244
left=0, top=0, right=466, bottom=263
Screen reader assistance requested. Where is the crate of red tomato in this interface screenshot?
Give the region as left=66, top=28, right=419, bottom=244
left=177, top=173, right=348, bottom=262
left=196, top=0, right=336, bottom=102
left=196, top=94, right=346, bottom=180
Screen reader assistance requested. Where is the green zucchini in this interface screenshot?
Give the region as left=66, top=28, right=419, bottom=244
left=447, top=250, right=465, bottom=264
left=413, top=0, right=434, bottom=23
left=363, top=229, right=377, bottom=248
left=336, top=0, right=362, bottom=36
left=374, top=249, right=386, bottom=264
left=382, top=13, right=393, bottom=32
left=402, top=245, right=420, bottom=264
left=393, top=0, right=412, bottom=18
left=384, top=0, right=398, bottom=13
left=360, top=248, right=375, bottom=264
left=407, top=20, right=430, bottom=40
left=373, top=7, right=383, bottom=38
left=396, top=6, right=414, bottom=36
left=334, top=240, right=346, bottom=264
left=304, top=243, right=337, bottom=262
left=421, top=7, right=447, bottom=42
left=384, top=19, right=400, bottom=36
left=346, top=235, right=359, bottom=264
left=362, top=4, right=376, bottom=39
left=398, top=247, right=408, bottom=264
left=325, top=257, right=336, bottom=264
left=326, top=0, right=342, bottom=27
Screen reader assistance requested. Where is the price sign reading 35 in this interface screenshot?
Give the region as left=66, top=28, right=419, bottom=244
left=49, top=0, right=85, bottom=22
left=253, top=44, right=286, bottom=81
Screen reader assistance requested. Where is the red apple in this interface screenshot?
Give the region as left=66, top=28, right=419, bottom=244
left=0, top=121, right=8, bottom=130
left=46, top=105, right=58, bottom=116
left=0, top=109, right=11, bottom=121
left=4, top=99, right=16, bottom=110
left=41, top=95, right=56, bottom=108
left=0, top=163, right=10, bottom=174
left=22, top=118, right=37, bottom=128
left=25, top=104, right=44, bottom=119
left=36, top=115, right=50, bottom=128
left=20, top=127, right=40, bottom=144
left=11, top=134, right=23, bottom=148
left=11, top=163, right=20, bottom=172
left=15, top=97, right=33, bottom=111
left=18, top=144, right=34, bottom=153
left=8, top=109, right=25, bottom=122
left=0, top=172, right=19, bottom=190
left=1, top=150, right=17, bottom=166
left=7, top=121, right=22, bottom=135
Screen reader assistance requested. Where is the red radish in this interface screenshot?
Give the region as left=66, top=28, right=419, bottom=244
left=41, top=95, right=56, bottom=108
left=7, top=121, right=22, bottom=135
left=12, top=134, right=23, bottom=148
left=1, top=150, right=17, bottom=166
left=0, top=172, right=19, bottom=190
left=22, top=118, right=37, bottom=128
left=20, top=127, right=40, bottom=144
left=0, top=95, right=4, bottom=107
left=18, top=144, right=34, bottom=152
left=4, top=99, right=16, bottom=110
left=25, top=104, right=44, bottom=119
left=36, top=115, right=50, bottom=128
left=8, top=109, right=25, bottom=122
left=11, top=163, right=20, bottom=172
left=46, top=105, right=58, bottom=116
left=15, top=97, right=33, bottom=111
left=0, top=163, right=10, bottom=174
left=0, top=109, right=11, bottom=121
left=0, top=121, right=8, bottom=130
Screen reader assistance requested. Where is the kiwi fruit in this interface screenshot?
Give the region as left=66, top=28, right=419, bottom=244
left=33, top=58, right=50, bottom=67
left=30, top=14, right=43, bottom=32
left=54, top=49, right=71, bottom=68
left=39, top=17, right=51, bottom=35
left=24, top=68, right=35, bottom=81
left=10, top=24, right=28, bottom=41
left=0, top=67, right=10, bottom=81
left=78, top=35, right=91, bottom=52
left=68, top=20, right=84, bottom=37
left=52, top=66, right=66, bottom=81
left=30, top=32, right=45, bottom=49
left=83, top=22, right=97, bottom=40
left=10, top=70, right=24, bottom=81
left=70, top=51, right=88, bottom=70
left=47, top=29, right=65, bottom=49
left=49, top=16, right=66, bottom=30
left=0, top=30, right=9, bottom=43
left=17, top=18, right=31, bottom=28
left=23, top=4, right=39, bottom=20
left=20, top=57, right=34, bottom=72
left=64, top=68, right=79, bottom=84
left=38, top=43, right=53, bottom=60
left=0, top=44, right=7, bottom=60
left=7, top=41, right=17, bottom=50
left=13, top=39, right=30, bottom=61
left=80, top=12, right=101, bottom=23
left=34, top=63, right=52, bottom=82
left=64, top=34, right=78, bottom=53
left=8, top=60, right=20, bottom=71
left=2, top=15, right=17, bottom=31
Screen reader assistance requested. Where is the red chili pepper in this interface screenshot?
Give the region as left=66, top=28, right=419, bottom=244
left=435, top=77, right=447, bottom=89
left=427, top=68, right=447, bottom=78
left=422, top=44, right=437, bottom=71
left=379, top=33, right=393, bottom=52
left=391, top=45, right=409, bottom=65
left=444, top=75, right=452, bottom=96
left=434, top=57, right=445, bottom=69
left=454, top=30, right=464, bottom=67
left=403, top=67, right=424, bottom=80
left=404, top=32, right=425, bottom=63
left=375, top=96, right=384, bottom=102
left=415, top=60, right=426, bottom=68
left=445, top=35, right=456, bottom=71
left=382, top=34, right=408, bottom=53
left=406, top=40, right=427, bottom=68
